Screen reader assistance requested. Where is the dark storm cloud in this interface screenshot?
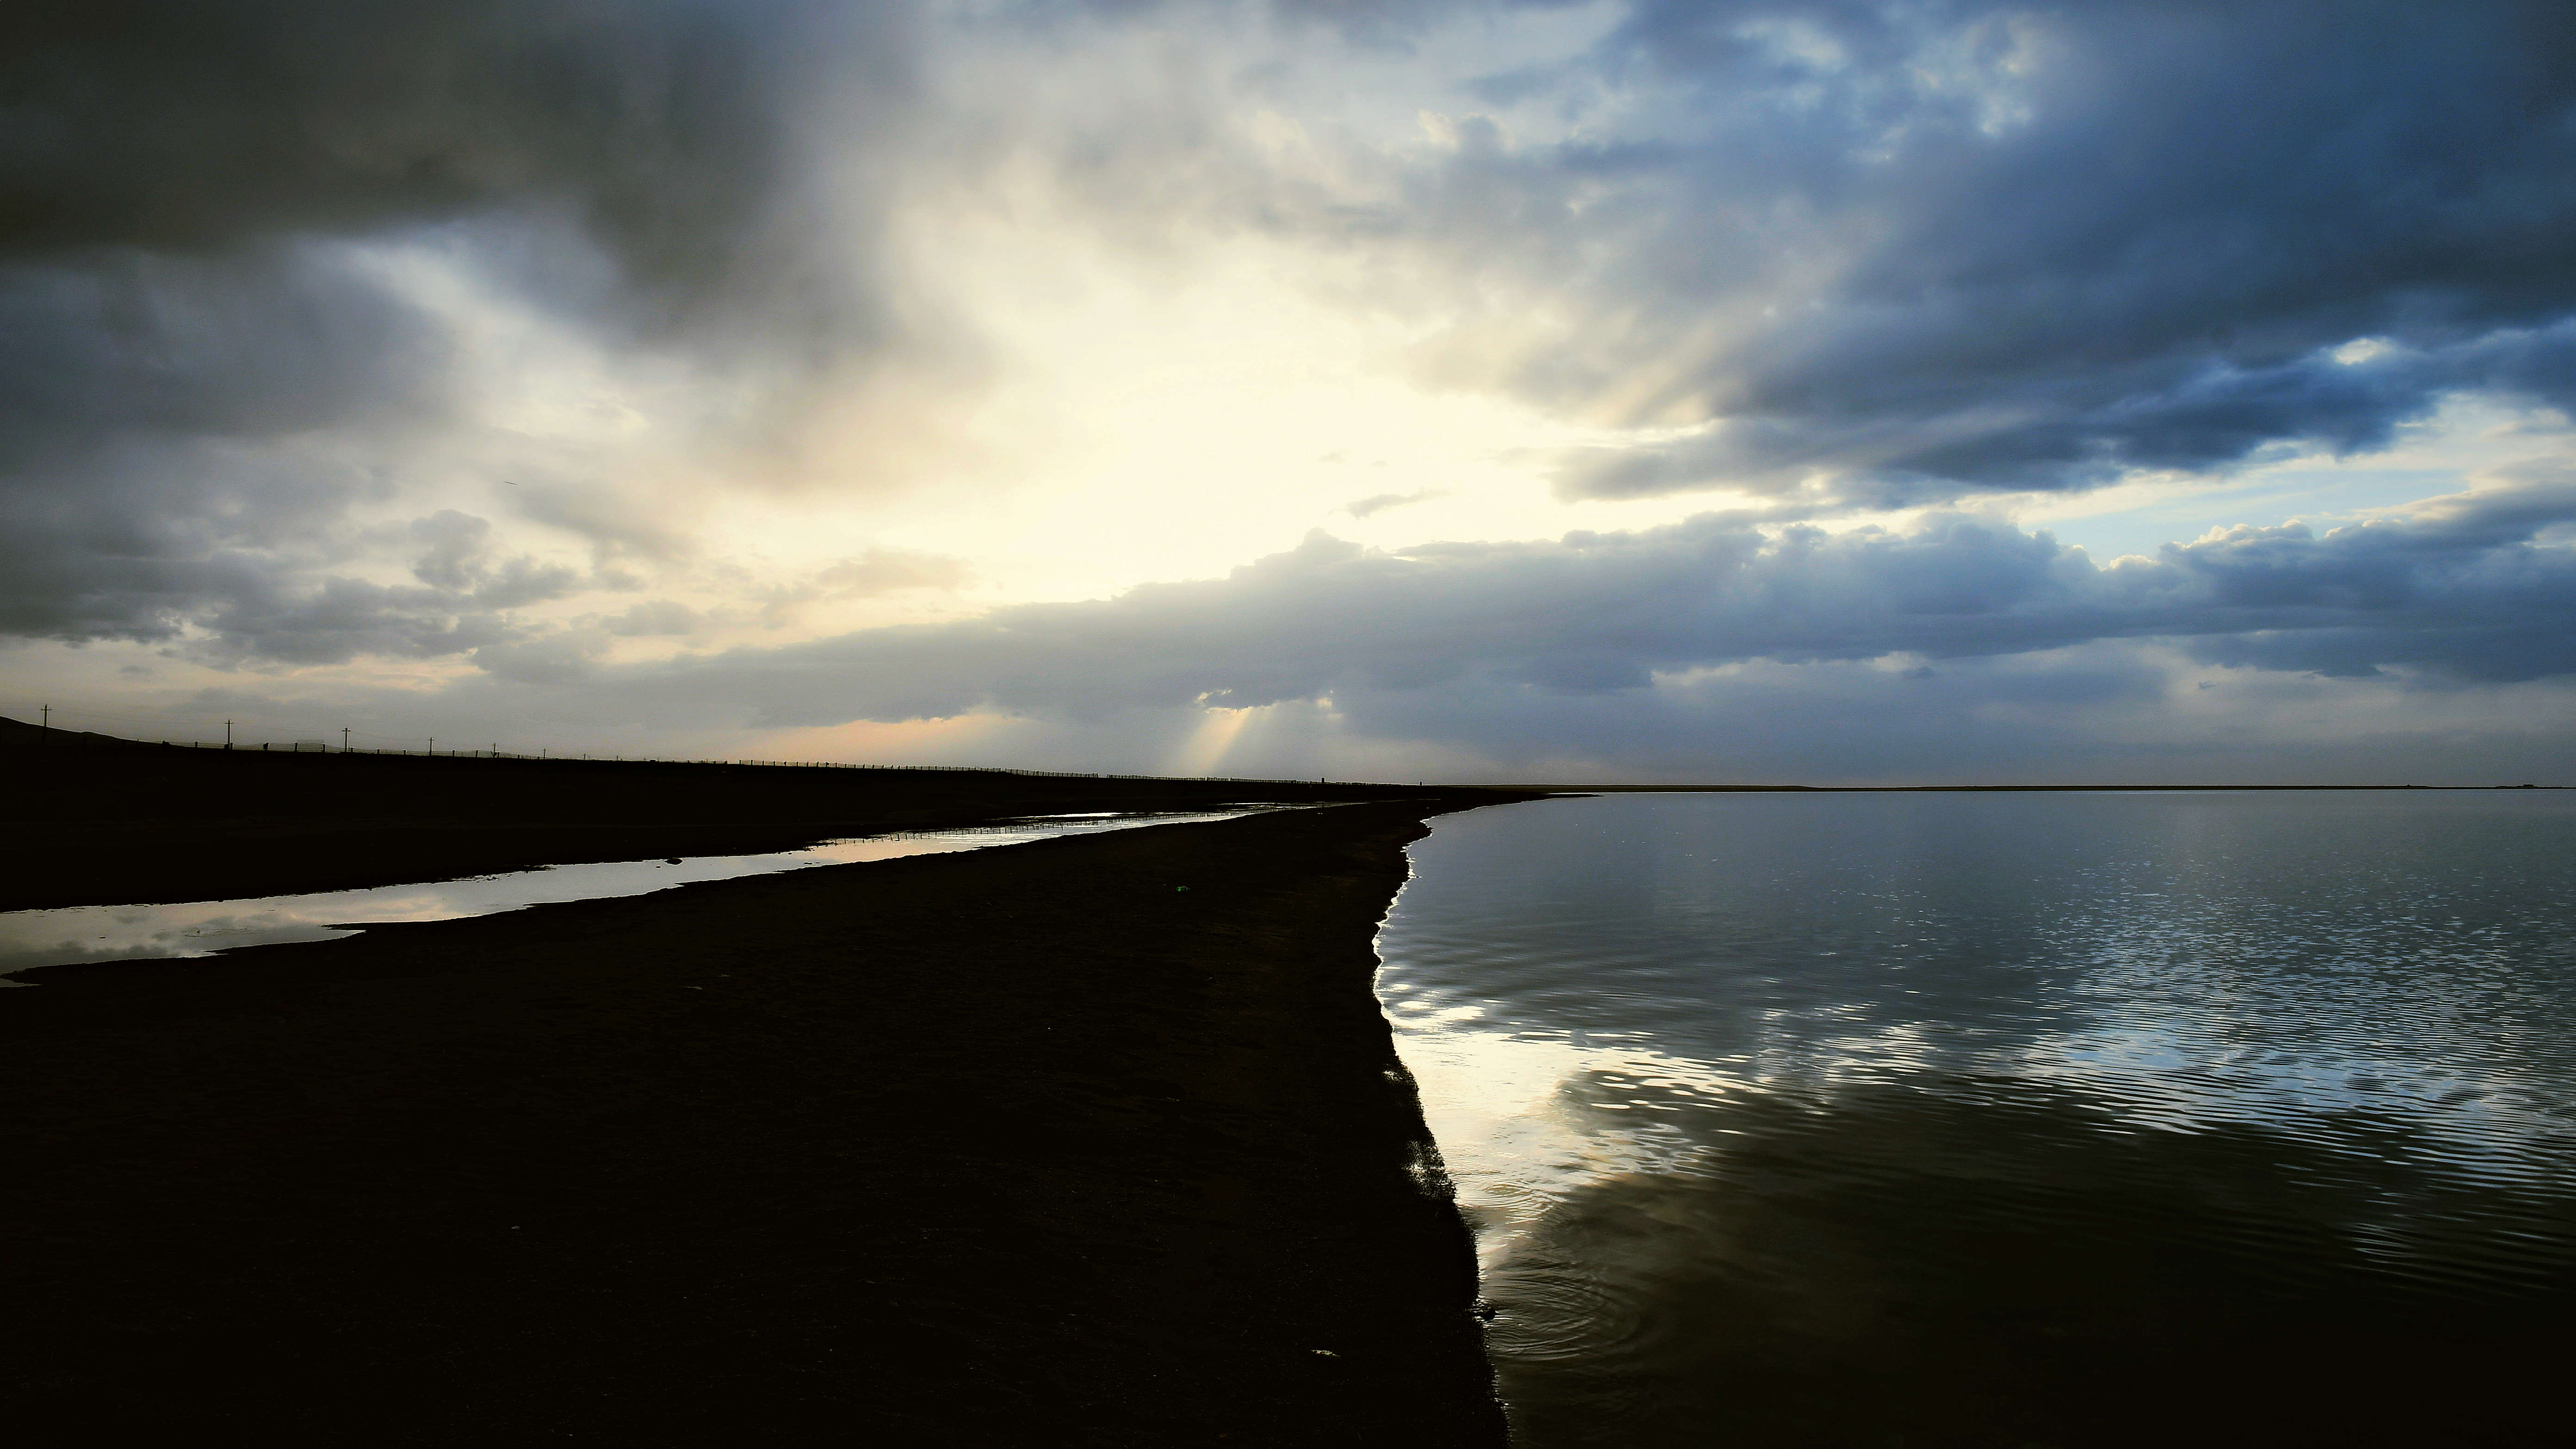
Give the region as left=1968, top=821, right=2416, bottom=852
left=1, top=1, right=843, bottom=306
left=0, top=245, right=454, bottom=448
left=0, top=0, right=909, bottom=656
left=0, top=499, right=590, bottom=667
left=1382, top=0, right=2576, bottom=505
left=596, top=474, right=2576, bottom=728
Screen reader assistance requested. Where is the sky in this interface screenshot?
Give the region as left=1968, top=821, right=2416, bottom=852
left=5, top=0, right=2575, bottom=783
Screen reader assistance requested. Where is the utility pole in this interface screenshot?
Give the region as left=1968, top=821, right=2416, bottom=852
left=225, top=719, right=233, bottom=749
left=342, top=727, right=351, bottom=751
left=38, top=705, right=47, bottom=730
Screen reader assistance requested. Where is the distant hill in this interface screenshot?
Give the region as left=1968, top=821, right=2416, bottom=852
left=0, top=715, right=148, bottom=751
left=0, top=713, right=1530, bottom=911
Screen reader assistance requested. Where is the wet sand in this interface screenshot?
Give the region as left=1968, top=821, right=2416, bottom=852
left=0, top=801, right=1523, bottom=1444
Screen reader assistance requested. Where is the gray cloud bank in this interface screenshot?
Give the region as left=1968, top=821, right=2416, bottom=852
left=0, top=0, right=910, bottom=654
left=1356, top=0, right=2576, bottom=506
left=605, top=473, right=2576, bottom=740
left=4, top=0, right=871, bottom=320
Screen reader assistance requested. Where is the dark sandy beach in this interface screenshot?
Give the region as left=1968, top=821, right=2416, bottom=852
left=0, top=717, right=1503, bottom=910
left=1, top=800, right=1525, bottom=1444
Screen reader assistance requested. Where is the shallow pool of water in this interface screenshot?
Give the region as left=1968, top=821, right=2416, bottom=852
left=2, top=809, right=1275, bottom=981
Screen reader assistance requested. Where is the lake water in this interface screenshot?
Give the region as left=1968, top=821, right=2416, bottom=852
left=1375, top=792, right=2576, bottom=1447
left=0, top=809, right=1272, bottom=982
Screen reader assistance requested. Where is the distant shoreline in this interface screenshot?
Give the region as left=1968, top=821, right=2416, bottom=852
left=1525, top=782, right=2566, bottom=792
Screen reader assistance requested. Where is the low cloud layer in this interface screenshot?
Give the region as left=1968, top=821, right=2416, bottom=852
left=612, top=471, right=2576, bottom=733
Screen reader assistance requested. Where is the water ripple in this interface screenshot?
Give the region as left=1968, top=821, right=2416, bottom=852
left=1380, top=791, right=2576, bottom=1447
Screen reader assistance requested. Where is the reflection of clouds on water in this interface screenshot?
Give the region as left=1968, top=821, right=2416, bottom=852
left=1376, top=793, right=2576, bottom=1446
left=1381, top=795, right=2576, bottom=1235
left=1457, top=1074, right=2576, bottom=1447
left=0, top=903, right=365, bottom=976
left=1384, top=1003, right=1768, bottom=1270
left=1392, top=1009, right=2576, bottom=1445
left=1392, top=982, right=2576, bottom=1272
left=1392, top=1025, right=1626, bottom=1261
left=0, top=809, right=1272, bottom=982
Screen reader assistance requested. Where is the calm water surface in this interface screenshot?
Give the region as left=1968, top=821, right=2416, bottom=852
left=0, top=809, right=1272, bottom=981
left=1375, top=792, right=2576, bottom=1447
